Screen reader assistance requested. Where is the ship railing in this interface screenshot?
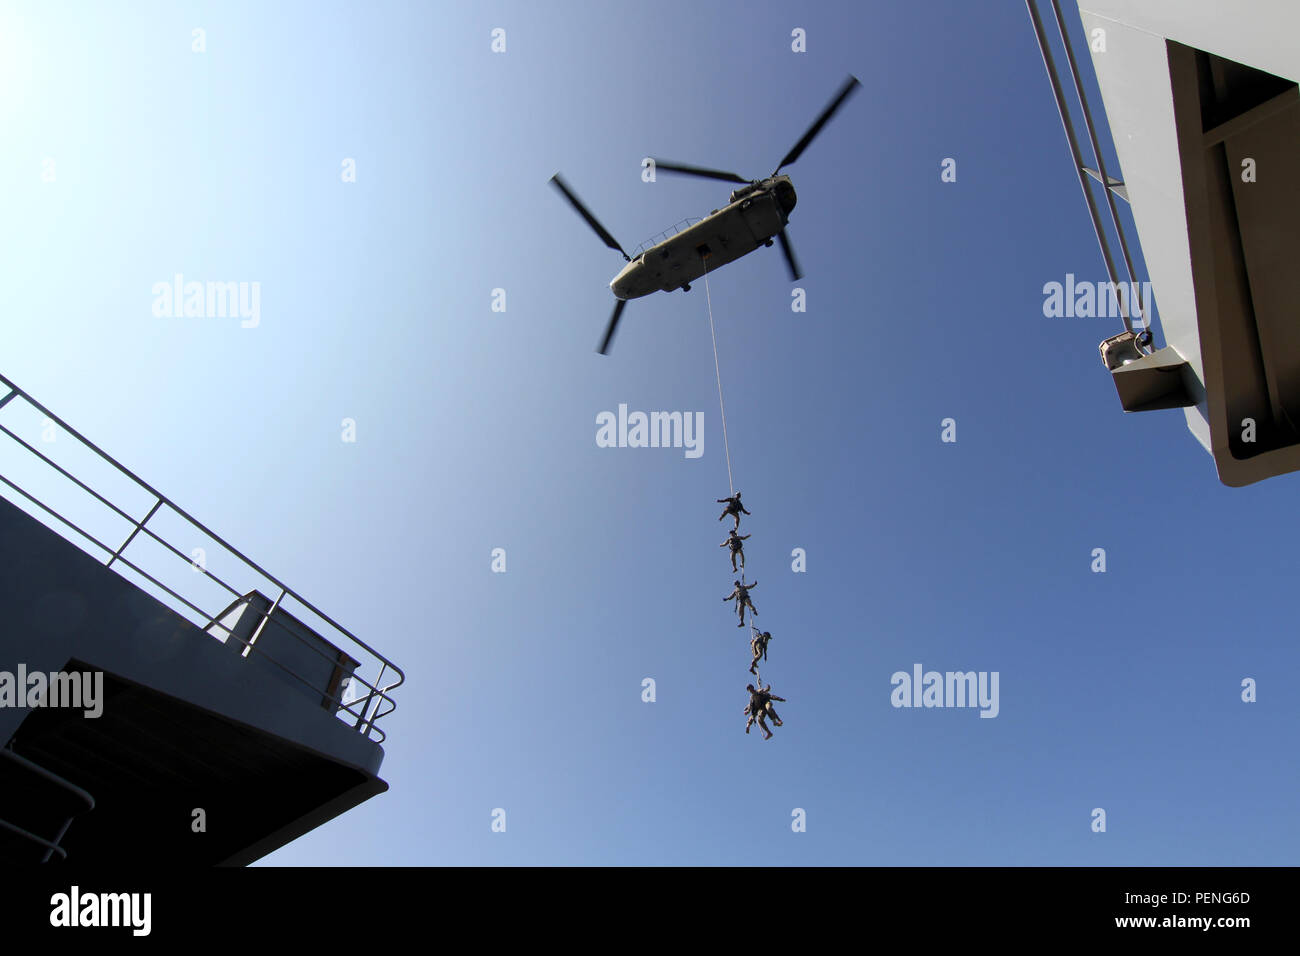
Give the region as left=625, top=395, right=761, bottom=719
left=1026, top=0, right=1157, bottom=336
left=0, top=373, right=403, bottom=744
left=0, top=746, right=95, bottom=862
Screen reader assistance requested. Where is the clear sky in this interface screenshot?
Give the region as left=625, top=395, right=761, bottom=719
left=2, top=0, right=1297, bottom=865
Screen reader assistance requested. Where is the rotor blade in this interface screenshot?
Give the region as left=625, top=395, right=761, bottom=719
left=550, top=173, right=629, bottom=260
left=597, top=298, right=628, bottom=355
left=776, top=229, right=802, bottom=282
left=651, top=159, right=750, bottom=185
left=774, top=75, right=861, bottom=173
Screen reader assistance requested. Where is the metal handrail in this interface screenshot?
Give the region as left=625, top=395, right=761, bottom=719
left=1027, top=0, right=1155, bottom=337
left=0, top=374, right=405, bottom=742
left=0, top=748, right=95, bottom=810
left=211, top=611, right=390, bottom=740
left=0, top=747, right=95, bottom=862
left=632, top=217, right=702, bottom=257
left=0, top=445, right=397, bottom=745
left=204, top=590, right=398, bottom=741
left=205, top=590, right=397, bottom=738
left=0, top=817, right=69, bottom=861
left=0, top=426, right=263, bottom=610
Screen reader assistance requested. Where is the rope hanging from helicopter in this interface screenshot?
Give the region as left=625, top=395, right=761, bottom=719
left=703, top=254, right=773, bottom=705
left=703, top=256, right=736, bottom=498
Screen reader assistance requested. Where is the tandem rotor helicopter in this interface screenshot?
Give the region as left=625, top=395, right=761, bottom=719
left=551, top=75, right=861, bottom=354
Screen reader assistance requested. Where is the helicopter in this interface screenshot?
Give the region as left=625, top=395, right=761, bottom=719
left=551, top=74, right=861, bottom=354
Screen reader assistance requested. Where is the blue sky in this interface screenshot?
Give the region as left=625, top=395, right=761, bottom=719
left=2, top=0, right=1297, bottom=865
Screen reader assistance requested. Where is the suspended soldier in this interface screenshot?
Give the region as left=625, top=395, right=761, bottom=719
left=744, top=682, right=786, bottom=739
left=723, top=579, right=757, bottom=627
left=749, top=630, right=772, bottom=675
left=720, top=529, right=751, bottom=573
left=716, top=491, right=751, bottom=530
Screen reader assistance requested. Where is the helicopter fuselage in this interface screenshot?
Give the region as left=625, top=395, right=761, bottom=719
left=610, top=176, right=797, bottom=299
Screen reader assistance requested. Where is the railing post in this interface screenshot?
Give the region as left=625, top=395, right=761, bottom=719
left=356, top=663, right=386, bottom=736
left=242, top=587, right=287, bottom=658
left=107, top=498, right=163, bottom=569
